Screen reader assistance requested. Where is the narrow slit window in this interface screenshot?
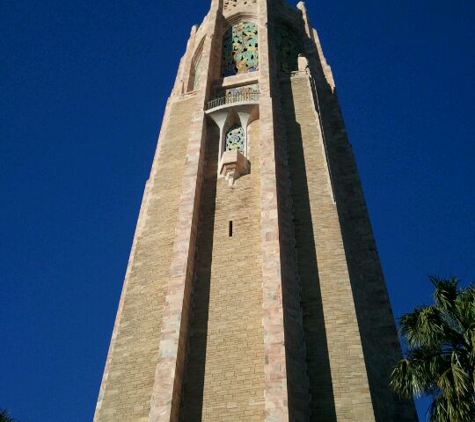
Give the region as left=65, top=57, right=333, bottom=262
left=229, top=221, right=233, bottom=237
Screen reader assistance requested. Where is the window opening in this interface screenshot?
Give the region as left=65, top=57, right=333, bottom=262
left=225, top=126, right=245, bottom=153
left=192, top=55, right=203, bottom=91
left=222, top=22, right=259, bottom=76
left=229, top=221, right=233, bottom=237
left=276, top=27, right=302, bottom=73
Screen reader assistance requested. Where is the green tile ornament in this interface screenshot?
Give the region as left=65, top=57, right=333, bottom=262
left=225, top=126, right=245, bottom=152
left=222, top=22, right=259, bottom=76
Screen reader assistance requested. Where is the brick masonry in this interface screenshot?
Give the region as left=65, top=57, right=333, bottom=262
left=93, top=1, right=418, bottom=421
left=93, top=96, right=197, bottom=422
left=280, top=74, right=375, bottom=420
left=181, top=120, right=266, bottom=422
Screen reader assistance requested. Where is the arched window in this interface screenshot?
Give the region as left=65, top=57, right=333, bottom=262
left=276, top=27, right=302, bottom=73
left=225, top=126, right=245, bottom=153
left=222, top=22, right=259, bottom=77
left=188, top=39, right=205, bottom=92
left=192, top=55, right=203, bottom=91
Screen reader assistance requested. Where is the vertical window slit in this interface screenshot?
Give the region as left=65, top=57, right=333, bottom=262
left=229, top=221, right=233, bottom=237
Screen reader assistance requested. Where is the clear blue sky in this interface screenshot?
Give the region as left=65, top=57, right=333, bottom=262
left=1, top=1, right=474, bottom=421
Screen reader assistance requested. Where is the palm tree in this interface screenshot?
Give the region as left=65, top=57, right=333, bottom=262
left=391, top=276, right=475, bottom=421
left=0, top=410, right=17, bottom=422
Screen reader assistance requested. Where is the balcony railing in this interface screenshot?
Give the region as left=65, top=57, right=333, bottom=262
left=206, top=92, right=260, bottom=111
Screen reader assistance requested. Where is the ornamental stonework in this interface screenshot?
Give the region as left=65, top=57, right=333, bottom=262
left=223, top=0, right=257, bottom=10
left=225, top=126, right=245, bottom=152
left=222, top=22, right=259, bottom=76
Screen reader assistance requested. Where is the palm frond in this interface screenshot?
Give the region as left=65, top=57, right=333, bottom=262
left=408, top=348, right=449, bottom=385
left=400, top=306, right=446, bottom=348
left=428, top=394, right=449, bottom=422
left=430, top=276, right=458, bottom=312
left=428, top=394, right=474, bottom=422
left=455, top=286, right=475, bottom=330
left=393, top=277, right=475, bottom=422
left=391, top=358, right=436, bottom=398
left=437, top=364, right=469, bottom=399
left=0, top=410, right=17, bottom=422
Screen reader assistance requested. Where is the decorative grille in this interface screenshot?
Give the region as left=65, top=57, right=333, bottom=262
left=225, top=126, right=245, bottom=152
left=222, top=22, right=259, bottom=76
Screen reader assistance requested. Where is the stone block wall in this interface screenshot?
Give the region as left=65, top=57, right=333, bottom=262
left=181, top=120, right=266, bottom=422
left=280, top=74, right=375, bottom=421
left=93, top=97, right=197, bottom=422
left=312, top=57, right=419, bottom=422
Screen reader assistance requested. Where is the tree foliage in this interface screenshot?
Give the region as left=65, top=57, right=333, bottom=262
left=391, top=277, right=475, bottom=421
left=0, top=410, right=17, bottom=422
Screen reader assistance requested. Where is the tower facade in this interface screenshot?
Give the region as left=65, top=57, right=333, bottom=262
left=94, top=1, right=418, bottom=421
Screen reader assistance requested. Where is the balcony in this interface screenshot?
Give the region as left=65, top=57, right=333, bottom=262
left=206, top=91, right=260, bottom=111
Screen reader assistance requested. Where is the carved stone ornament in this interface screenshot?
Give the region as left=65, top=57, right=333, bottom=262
left=219, top=149, right=250, bottom=186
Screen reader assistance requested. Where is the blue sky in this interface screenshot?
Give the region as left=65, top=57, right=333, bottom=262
left=1, top=1, right=474, bottom=421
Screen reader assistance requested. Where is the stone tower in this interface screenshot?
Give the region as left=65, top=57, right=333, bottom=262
left=93, top=0, right=418, bottom=421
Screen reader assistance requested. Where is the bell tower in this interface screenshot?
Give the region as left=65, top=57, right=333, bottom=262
left=93, top=1, right=418, bottom=421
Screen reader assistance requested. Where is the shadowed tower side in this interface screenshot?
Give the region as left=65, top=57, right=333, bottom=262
left=93, top=1, right=418, bottom=421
